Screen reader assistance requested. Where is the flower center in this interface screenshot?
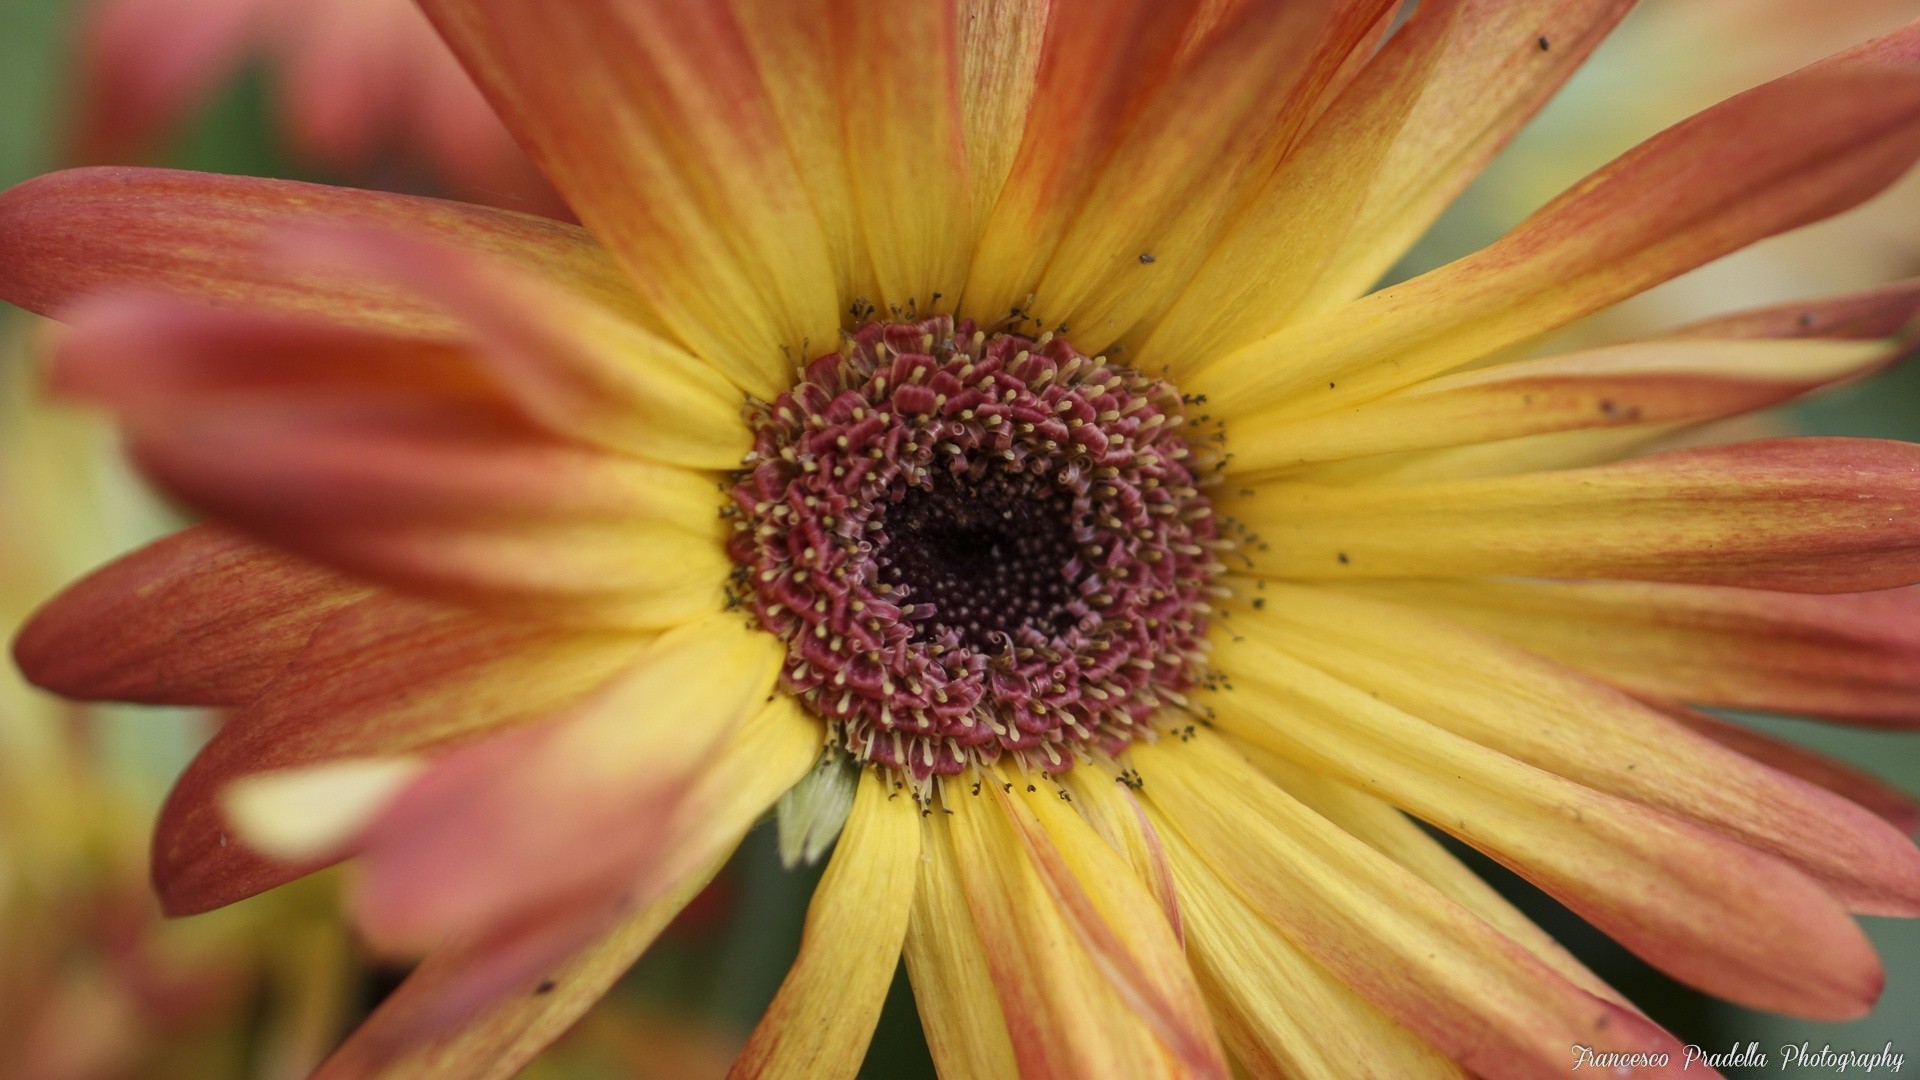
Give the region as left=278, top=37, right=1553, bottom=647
left=727, top=316, right=1218, bottom=787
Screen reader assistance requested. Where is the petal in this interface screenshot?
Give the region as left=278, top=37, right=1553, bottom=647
left=955, top=0, right=1051, bottom=227
left=0, top=167, right=653, bottom=335
left=314, top=692, right=820, bottom=1078
left=958, top=0, right=1207, bottom=326
left=420, top=0, right=841, bottom=394
left=222, top=757, right=426, bottom=862
left=1246, top=746, right=1621, bottom=1005
left=902, top=817, right=1020, bottom=1080
left=1146, top=0, right=1637, bottom=372
left=730, top=770, right=919, bottom=1080
left=281, top=226, right=751, bottom=469
left=1156, top=823, right=1467, bottom=1080
left=1055, top=771, right=1184, bottom=943
left=1029, top=0, right=1348, bottom=354
left=942, top=790, right=1200, bottom=1079
left=1134, top=736, right=1702, bottom=1080
left=1368, top=578, right=1920, bottom=726
left=1237, top=584, right=1920, bottom=914
left=1642, top=701, right=1920, bottom=836
left=730, top=0, right=872, bottom=304
left=349, top=615, right=783, bottom=953
left=13, top=524, right=367, bottom=706
left=1194, top=21, right=1920, bottom=419
left=829, top=0, right=974, bottom=313
left=1226, top=336, right=1895, bottom=475
left=153, top=594, right=651, bottom=915
left=129, top=402, right=728, bottom=628
left=1658, top=276, right=1920, bottom=341
left=998, top=779, right=1227, bottom=1079
left=1207, top=632, right=1884, bottom=1019
left=1232, top=438, right=1920, bottom=592
left=313, top=855, right=726, bottom=1080
left=52, top=293, right=730, bottom=625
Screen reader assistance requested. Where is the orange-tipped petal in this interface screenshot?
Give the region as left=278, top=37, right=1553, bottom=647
left=828, top=0, right=973, bottom=314
left=1196, top=20, right=1920, bottom=418
left=959, top=0, right=1204, bottom=325
left=1032, top=0, right=1341, bottom=354
left=419, top=0, right=840, bottom=395
left=1227, top=336, right=1897, bottom=475
left=1207, top=634, right=1885, bottom=1019
left=13, top=524, right=365, bottom=706
left=1643, top=700, right=1920, bottom=836
left=275, top=226, right=750, bottom=468
left=1055, top=772, right=1185, bottom=945
left=1237, top=584, right=1920, bottom=914
left=1148, top=0, right=1638, bottom=372
left=153, top=594, right=651, bottom=915
left=1135, top=736, right=1705, bottom=1080
left=121, top=397, right=727, bottom=628
left=1659, top=277, right=1920, bottom=341
left=728, top=0, right=870, bottom=304
left=1233, top=438, right=1920, bottom=592
left=348, top=615, right=781, bottom=953
left=1154, top=823, right=1467, bottom=1080
left=1246, top=746, right=1623, bottom=1005
left=51, top=292, right=730, bottom=625
left=941, top=790, right=1204, bottom=1079
left=730, top=770, right=919, bottom=1080
left=1369, top=578, right=1920, bottom=727
left=996, top=780, right=1229, bottom=1080
left=0, top=167, right=651, bottom=334
left=903, top=817, right=1020, bottom=1079
left=314, top=853, right=729, bottom=1080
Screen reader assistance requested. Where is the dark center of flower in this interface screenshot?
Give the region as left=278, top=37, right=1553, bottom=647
left=876, top=469, right=1081, bottom=649
left=727, top=316, right=1218, bottom=788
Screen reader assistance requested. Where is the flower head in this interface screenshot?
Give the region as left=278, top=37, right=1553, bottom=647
left=7, top=2, right=1920, bottom=1078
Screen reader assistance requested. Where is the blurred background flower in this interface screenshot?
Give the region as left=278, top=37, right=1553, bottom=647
left=69, top=0, right=561, bottom=216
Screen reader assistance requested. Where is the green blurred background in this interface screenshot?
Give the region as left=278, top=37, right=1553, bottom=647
left=2, top=0, right=1918, bottom=1075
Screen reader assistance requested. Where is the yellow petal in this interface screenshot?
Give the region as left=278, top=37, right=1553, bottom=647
left=731, top=769, right=920, bottom=1080
left=1135, top=734, right=1700, bottom=1079
left=1225, top=337, right=1890, bottom=475
left=1242, top=744, right=1621, bottom=1006
left=1230, top=438, right=1920, bottom=593
left=1206, top=630, right=1883, bottom=1019
left=420, top=0, right=842, bottom=396
left=1002, top=778, right=1227, bottom=1078
left=902, top=814, right=1020, bottom=1080
left=944, top=784, right=1195, bottom=1078
left=1365, top=577, right=1920, bottom=726
left=1155, top=820, right=1466, bottom=1080
left=830, top=0, right=973, bottom=314
left=1243, top=583, right=1920, bottom=913
left=1055, top=770, right=1184, bottom=941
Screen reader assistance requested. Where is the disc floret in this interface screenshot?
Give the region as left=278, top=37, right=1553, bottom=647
left=728, top=316, right=1218, bottom=787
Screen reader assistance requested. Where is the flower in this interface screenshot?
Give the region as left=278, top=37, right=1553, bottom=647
left=72, top=0, right=559, bottom=215
left=6, top=2, right=1920, bottom=1077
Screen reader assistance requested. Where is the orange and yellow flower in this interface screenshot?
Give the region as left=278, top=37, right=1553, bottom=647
left=5, top=2, right=1920, bottom=1077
